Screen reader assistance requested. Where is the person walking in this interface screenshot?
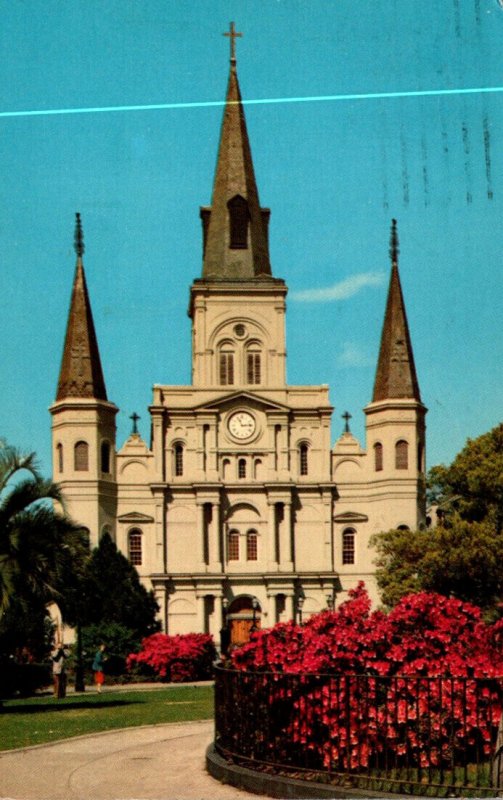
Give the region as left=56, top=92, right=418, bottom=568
left=92, top=643, right=106, bottom=693
left=51, top=641, right=67, bottom=699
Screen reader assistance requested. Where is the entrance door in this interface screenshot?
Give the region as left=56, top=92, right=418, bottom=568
left=227, top=596, right=261, bottom=647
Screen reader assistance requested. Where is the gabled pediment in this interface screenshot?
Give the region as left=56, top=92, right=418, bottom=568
left=194, top=391, right=290, bottom=413
left=117, top=512, right=155, bottom=523
left=334, top=511, right=369, bottom=524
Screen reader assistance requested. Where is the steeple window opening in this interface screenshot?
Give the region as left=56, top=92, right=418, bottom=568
left=228, top=195, right=249, bottom=249
left=395, top=440, right=408, bottom=470
left=246, top=346, right=262, bottom=384
left=56, top=443, right=63, bottom=473
left=374, top=442, right=383, bottom=472
left=74, top=441, right=89, bottom=472
left=219, top=345, right=235, bottom=385
left=101, top=441, right=111, bottom=474
left=174, top=443, right=184, bottom=477
left=228, top=529, right=239, bottom=561
left=299, top=443, right=309, bottom=476
left=342, top=528, right=356, bottom=565
left=128, top=528, right=143, bottom=566
left=246, top=529, right=258, bottom=561
left=238, top=458, right=247, bottom=479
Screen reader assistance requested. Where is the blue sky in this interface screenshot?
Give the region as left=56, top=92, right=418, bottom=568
left=1, top=0, right=502, bottom=475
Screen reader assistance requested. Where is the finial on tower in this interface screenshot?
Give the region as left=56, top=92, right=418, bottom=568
left=223, top=21, right=242, bottom=65
left=74, top=212, right=84, bottom=258
left=389, top=218, right=399, bottom=265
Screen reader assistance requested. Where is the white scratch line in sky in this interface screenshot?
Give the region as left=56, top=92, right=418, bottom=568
left=1, top=85, right=503, bottom=119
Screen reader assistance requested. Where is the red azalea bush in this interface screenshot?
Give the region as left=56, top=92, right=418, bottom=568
left=127, top=632, right=216, bottom=682
left=228, top=584, right=503, bottom=772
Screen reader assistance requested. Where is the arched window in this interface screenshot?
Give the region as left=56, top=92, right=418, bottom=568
left=228, top=529, right=239, bottom=561
left=174, top=443, right=184, bottom=476
left=228, top=194, right=249, bottom=249
left=299, top=443, right=309, bottom=476
left=74, top=441, right=89, bottom=471
left=374, top=442, right=383, bottom=472
left=238, top=458, right=247, bottom=479
left=128, top=529, right=142, bottom=566
left=219, top=347, right=234, bottom=385
left=395, top=440, right=408, bottom=470
left=342, top=528, right=356, bottom=565
left=101, top=441, right=110, bottom=474
left=56, top=443, right=63, bottom=473
left=246, top=530, right=258, bottom=561
left=246, top=345, right=261, bottom=385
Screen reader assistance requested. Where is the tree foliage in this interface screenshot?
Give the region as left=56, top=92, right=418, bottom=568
left=78, top=533, right=159, bottom=640
left=0, top=439, right=88, bottom=620
left=428, top=422, right=503, bottom=531
left=372, top=517, right=503, bottom=611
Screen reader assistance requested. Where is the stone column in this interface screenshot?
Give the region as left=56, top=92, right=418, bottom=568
left=279, top=501, right=294, bottom=571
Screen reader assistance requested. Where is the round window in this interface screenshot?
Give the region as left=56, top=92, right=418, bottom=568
left=234, top=323, right=246, bottom=338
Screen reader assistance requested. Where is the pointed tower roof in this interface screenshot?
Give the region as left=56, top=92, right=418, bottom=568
left=200, top=23, right=272, bottom=280
left=56, top=214, right=108, bottom=401
left=372, top=220, right=421, bottom=402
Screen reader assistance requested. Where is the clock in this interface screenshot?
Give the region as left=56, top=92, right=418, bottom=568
left=228, top=411, right=256, bottom=439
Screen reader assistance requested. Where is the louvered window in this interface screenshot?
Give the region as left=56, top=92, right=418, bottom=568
left=342, top=529, right=356, bottom=565
left=374, top=442, right=383, bottom=472
left=228, top=530, right=239, bottom=561
left=395, top=440, right=408, bottom=470
left=219, top=351, right=234, bottom=385
left=247, top=530, right=258, bottom=561
left=246, top=351, right=261, bottom=384
left=74, top=441, right=89, bottom=471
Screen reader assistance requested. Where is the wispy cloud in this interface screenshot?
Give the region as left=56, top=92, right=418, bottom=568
left=338, top=342, right=373, bottom=368
left=290, top=271, right=386, bottom=303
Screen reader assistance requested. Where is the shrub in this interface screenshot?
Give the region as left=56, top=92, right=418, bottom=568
left=78, top=622, right=141, bottom=679
left=229, top=584, right=503, bottom=772
left=127, top=632, right=216, bottom=682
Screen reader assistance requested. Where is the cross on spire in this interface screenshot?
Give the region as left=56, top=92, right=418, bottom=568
left=223, top=21, right=242, bottom=64
left=342, top=411, right=352, bottom=434
left=130, top=412, right=140, bottom=435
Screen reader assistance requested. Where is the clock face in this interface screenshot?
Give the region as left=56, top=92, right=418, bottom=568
left=228, top=411, right=256, bottom=439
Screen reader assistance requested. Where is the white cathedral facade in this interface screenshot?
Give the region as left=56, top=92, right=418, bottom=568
left=50, top=36, right=426, bottom=645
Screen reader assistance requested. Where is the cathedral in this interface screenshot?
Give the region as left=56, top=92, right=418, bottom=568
left=50, top=29, right=426, bottom=644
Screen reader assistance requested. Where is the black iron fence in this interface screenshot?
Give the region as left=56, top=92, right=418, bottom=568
left=214, top=666, right=503, bottom=797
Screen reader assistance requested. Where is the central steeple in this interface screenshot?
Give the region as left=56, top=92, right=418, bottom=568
left=200, top=23, right=272, bottom=280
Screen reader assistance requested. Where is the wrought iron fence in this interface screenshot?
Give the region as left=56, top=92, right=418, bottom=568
left=214, top=666, right=503, bottom=797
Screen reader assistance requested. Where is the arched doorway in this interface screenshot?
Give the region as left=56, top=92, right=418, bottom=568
left=227, top=595, right=261, bottom=647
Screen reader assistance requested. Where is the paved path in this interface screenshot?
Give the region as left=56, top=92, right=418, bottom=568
left=0, top=720, right=267, bottom=800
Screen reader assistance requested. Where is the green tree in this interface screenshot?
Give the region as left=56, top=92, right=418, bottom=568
left=80, top=533, right=159, bottom=640
left=372, top=517, right=503, bottom=611
left=0, top=440, right=88, bottom=616
left=428, top=422, right=503, bottom=531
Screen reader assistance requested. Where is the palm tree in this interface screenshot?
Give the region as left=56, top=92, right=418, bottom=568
left=0, top=440, right=88, bottom=615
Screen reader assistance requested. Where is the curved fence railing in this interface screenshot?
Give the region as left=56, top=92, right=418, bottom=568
left=214, top=666, right=503, bottom=797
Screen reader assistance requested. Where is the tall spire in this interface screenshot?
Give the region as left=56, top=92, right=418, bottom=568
left=372, top=220, right=421, bottom=402
left=56, top=214, right=108, bottom=401
left=200, top=23, right=272, bottom=280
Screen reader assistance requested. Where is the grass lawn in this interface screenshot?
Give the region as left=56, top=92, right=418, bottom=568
left=0, top=684, right=214, bottom=751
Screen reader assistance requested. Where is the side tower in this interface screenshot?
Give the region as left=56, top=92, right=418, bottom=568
left=364, top=220, right=427, bottom=531
left=50, top=214, right=118, bottom=546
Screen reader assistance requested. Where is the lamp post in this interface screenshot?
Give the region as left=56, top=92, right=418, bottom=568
left=297, top=596, right=304, bottom=625
left=220, top=598, right=230, bottom=657
left=326, top=593, right=334, bottom=611
left=251, top=596, right=259, bottom=633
